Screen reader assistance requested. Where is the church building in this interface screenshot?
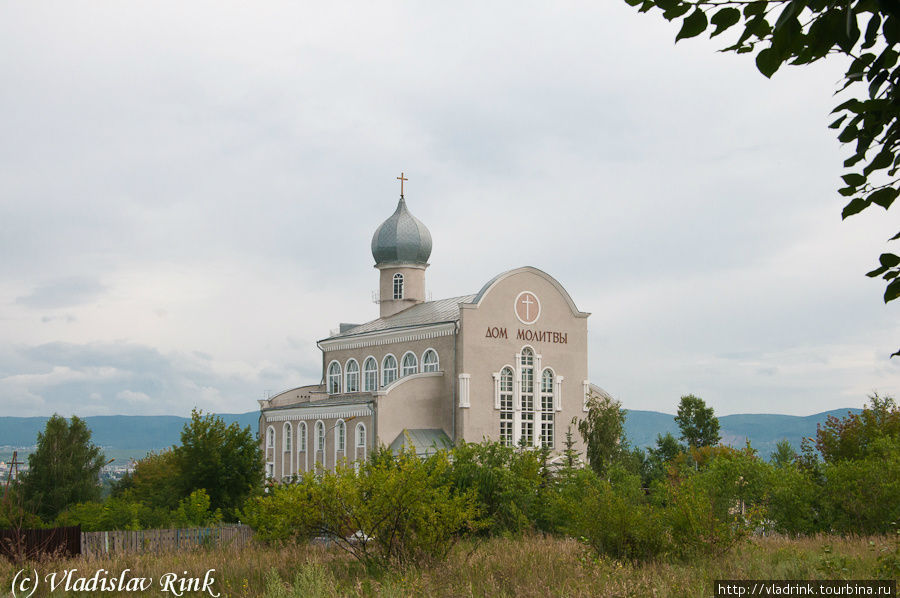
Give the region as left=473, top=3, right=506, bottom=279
left=258, top=178, right=609, bottom=480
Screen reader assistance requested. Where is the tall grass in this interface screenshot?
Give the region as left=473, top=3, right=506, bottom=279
left=0, top=534, right=892, bottom=597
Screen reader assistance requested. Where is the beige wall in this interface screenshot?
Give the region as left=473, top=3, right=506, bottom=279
left=376, top=372, right=447, bottom=446
left=323, top=333, right=456, bottom=434
left=457, top=268, right=589, bottom=455
left=378, top=265, right=427, bottom=318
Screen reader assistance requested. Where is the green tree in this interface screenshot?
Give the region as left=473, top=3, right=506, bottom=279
left=19, top=415, right=107, bottom=521
left=643, top=431, right=684, bottom=484
left=815, top=393, right=900, bottom=462
left=111, top=449, right=182, bottom=510
left=770, top=438, right=798, bottom=467
left=675, top=394, right=722, bottom=448
left=575, top=391, right=629, bottom=478
left=619, top=0, right=899, bottom=355
left=173, top=409, right=264, bottom=520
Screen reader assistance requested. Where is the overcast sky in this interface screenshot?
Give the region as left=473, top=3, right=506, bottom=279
left=1, top=1, right=897, bottom=418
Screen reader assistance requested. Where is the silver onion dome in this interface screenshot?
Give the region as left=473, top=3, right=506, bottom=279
left=371, top=197, right=432, bottom=266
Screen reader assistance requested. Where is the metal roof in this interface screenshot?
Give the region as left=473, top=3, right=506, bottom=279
left=262, top=394, right=374, bottom=412
left=389, top=429, right=452, bottom=456
left=371, top=197, right=433, bottom=266
left=327, top=294, right=476, bottom=338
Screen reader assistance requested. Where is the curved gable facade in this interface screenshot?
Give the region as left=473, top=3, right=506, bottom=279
left=457, top=268, right=590, bottom=448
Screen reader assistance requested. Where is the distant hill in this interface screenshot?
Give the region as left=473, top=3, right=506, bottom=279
left=624, top=408, right=862, bottom=458
left=0, top=408, right=861, bottom=461
left=0, top=412, right=259, bottom=462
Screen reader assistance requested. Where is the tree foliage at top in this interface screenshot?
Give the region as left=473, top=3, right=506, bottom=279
left=111, top=449, right=182, bottom=511
left=675, top=394, right=722, bottom=448
left=19, top=414, right=107, bottom=520
left=815, top=392, right=899, bottom=461
left=621, top=0, right=900, bottom=355
left=172, top=409, right=264, bottom=520
left=575, top=391, right=629, bottom=477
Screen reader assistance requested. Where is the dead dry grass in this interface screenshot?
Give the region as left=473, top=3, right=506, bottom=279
left=0, top=533, right=893, bottom=597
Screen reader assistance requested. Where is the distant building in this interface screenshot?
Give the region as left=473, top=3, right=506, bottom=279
left=258, top=182, right=609, bottom=480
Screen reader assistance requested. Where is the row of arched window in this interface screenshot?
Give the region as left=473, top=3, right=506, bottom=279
left=265, top=420, right=367, bottom=478
left=327, top=349, right=439, bottom=394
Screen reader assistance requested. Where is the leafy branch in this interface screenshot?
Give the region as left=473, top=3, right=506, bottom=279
left=624, top=0, right=900, bottom=355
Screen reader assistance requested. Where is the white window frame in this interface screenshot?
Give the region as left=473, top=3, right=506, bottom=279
left=498, top=367, right=514, bottom=446
left=327, top=361, right=342, bottom=394
left=393, top=273, right=404, bottom=299
left=298, top=421, right=307, bottom=473
left=335, top=419, right=346, bottom=463
left=345, top=359, right=360, bottom=393
left=401, top=351, right=418, bottom=377
left=519, top=347, right=535, bottom=447
left=315, top=420, right=325, bottom=465
left=283, top=422, right=292, bottom=452
left=282, top=422, right=293, bottom=478
left=382, top=353, right=398, bottom=387
left=265, top=425, right=275, bottom=479
left=540, top=368, right=555, bottom=449
left=355, top=422, right=367, bottom=465
left=422, top=348, right=439, bottom=372
left=363, top=356, right=378, bottom=391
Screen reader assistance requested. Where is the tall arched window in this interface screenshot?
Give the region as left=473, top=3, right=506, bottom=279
left=382, top=354, right=398, bottom=386
left=422, top=349, right=439, bottom=372
left=315, top=421, right=325, bottom=452
left=356, top=423, right=366, bottom=449
left=335, top=419, right=346, bottom=453
left=328, top=361, right=342, bottom=394
left=540, top=369, right=555, bottom=448
left=298, top=422, right=307, bottom=453
left=298, top=421, right=308, bottom=473
left=265, top=425, right=275, bottom=480
left=520, top=348, right=535, bottom=446
left=283, top=422, right=292, bottom=452
left=401, top=352, right=418, bottom=377
left=500, top=367, right=514, bottom=446
left=282, top=422, right=293, bottom=479
left=393, top=273, right=404, bottom=299
left=363, top=357, right=378, bottom=391
left=345, top=359, right=359, bottom=393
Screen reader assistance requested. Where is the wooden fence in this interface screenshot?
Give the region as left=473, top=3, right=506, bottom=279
left=81, top=524, right=253, bottom=557
left=0, top=525, right=81, bottom=561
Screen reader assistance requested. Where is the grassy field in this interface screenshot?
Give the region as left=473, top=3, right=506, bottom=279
left=0, top=534, right=895, bottom=597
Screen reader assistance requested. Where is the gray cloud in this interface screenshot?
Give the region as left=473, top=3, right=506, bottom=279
left=16, top=277, right=105, bottom=309
left=0, top=1, right=896, bottom=417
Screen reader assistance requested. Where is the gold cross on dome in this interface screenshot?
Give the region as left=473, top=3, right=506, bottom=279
left=397, top=172, right=408, bottom=197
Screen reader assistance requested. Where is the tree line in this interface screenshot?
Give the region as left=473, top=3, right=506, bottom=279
left=1, top=409, right=263, bottom=532
left=3, top=394, right=898, bottom=573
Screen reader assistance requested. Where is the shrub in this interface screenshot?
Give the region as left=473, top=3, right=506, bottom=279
left=246, top=447, right=483, bottom=571
left=445, top=441, right=547, bottom=535
left=241, top=482, right=322, bottom=545
left=664, top=448, right=768, bottom=558
left=820, top=436, right=900, bottom=534
left=566, top=473, right=670, bottom=562
left=765, top=464, right=822, bottom=535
